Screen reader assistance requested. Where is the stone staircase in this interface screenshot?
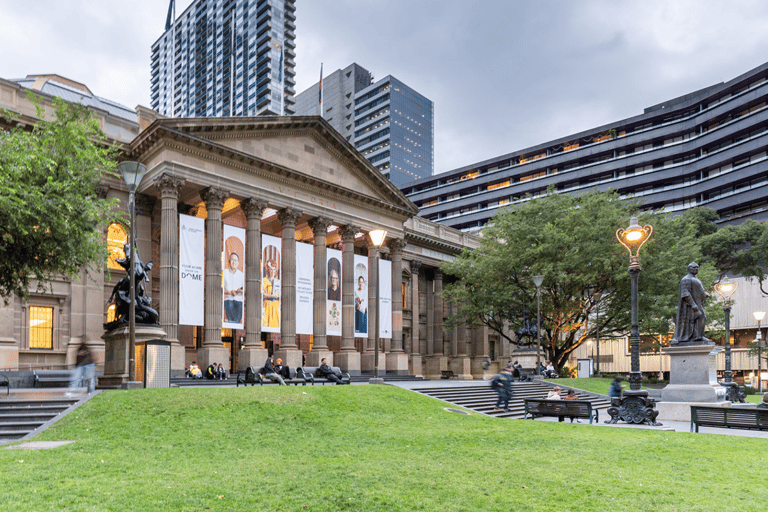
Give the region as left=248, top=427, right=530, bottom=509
left=412, top=381, right=611, bottom=420
left=0, top=396, right=81, bottom=444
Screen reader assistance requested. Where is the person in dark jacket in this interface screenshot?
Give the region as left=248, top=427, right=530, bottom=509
left=610, top=376, right=624, bottom=398
left=69, top=341, right=96, bottom=394
left=260, top=356, right=286, bottom=385
left=273, top=358, right=291, bottom=380
left=316, top=358, right=347, bottom=384
left=491, top=366, right=514, bottom=411
left=206, top=363, right=216, bottom=380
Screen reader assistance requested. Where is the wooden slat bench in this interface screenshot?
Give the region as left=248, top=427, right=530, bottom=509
left=298, top=366, right=351, bottom=385
left=523, top=398, right=598, bottom=424
left=690, top=405, right=768, bottom=433
left=33, top=369, right=75, bottom=388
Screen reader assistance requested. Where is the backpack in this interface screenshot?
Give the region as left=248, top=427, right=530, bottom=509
left=490, top=375, right=499, bottom=390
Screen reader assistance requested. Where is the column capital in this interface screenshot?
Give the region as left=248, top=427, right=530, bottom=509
left=308, top=216, right=333, bottom=235
left=339, top=224, right=359, bottom=241
left=200, top=186, right=228, bottom=210
left=387, top=238, right=407, bottom=254
left=410, top=260, right=422, bottom=275
left=156, top=174, right=185, bottom=199
left=434, top=268, right=444, bottom=281
left=241, top=198, right=268, bottom=219
left=277, top=207, right=302, bottom=228
left=95, top=185, right=109, bottom=199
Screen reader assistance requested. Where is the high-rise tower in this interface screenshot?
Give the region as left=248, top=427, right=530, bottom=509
left=151, top=0, right=296, bottom=118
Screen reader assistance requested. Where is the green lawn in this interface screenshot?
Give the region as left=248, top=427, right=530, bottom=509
left=3, top=385, right=767, bottom=511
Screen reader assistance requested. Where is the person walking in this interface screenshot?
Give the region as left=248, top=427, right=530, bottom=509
left=69, top=341, right=95, bottom=394
left=491, top=365, right=514, bottom=411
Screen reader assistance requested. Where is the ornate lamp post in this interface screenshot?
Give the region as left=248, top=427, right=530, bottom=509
left=755, top=311, right=766, bottom=393
left=369, top=229, right=387, bottom=384
left=587, top=285, right=602, bottom=376
left=608, top=215, right=661, bottom=425
left=117, top=161, right=147, bottom=383
left=714, top=278, right=741, bottom=402
left=532, top=275, right=544, bottom=375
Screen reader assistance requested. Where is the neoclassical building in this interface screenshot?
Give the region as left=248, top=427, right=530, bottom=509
left=1, top=75, right=506, bottom=382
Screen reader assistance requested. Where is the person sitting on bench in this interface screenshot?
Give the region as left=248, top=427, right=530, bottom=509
left=316, top=358, right=347, bottom=384
left=273, top=358, right=290, bottom=380
left=260, top=356, right=286, bottom=385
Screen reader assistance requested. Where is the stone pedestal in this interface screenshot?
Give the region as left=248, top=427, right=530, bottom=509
left=335, top=351, right=361, bottom=376
left=510, top=348, right=539, bottom=371
left=361, top=351, right=385, bottom=373
left=169, top=340, right=186, bottom=377
left=100, top=325, right=167, bottom=389
left=386, top=352, right=409, bottom=376
left=656, top=400, right=731, bottom=422
left=274, top=347, right=303, bottom=369
left=425, top=355, right=448, bottom=380
left=450, top=356, right=472, bottom=380
left=0, top=338, right=19, bottom=370
left=198, top=346, right=230, bottom=372
left=661, top=343, right=726, bottom=402
left=410, top=354, right=424, bottom=378
left=238, top=347, right=269, bottom=372
left=305, top=349, right=334, bottom=367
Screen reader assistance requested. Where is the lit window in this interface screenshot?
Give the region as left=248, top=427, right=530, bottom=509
left=107, top=223, right=128, bottom=270
left=29, top=306, right=53, bottom=349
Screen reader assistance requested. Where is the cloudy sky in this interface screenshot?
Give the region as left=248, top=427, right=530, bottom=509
left=3, top=0, right=768, bottom=174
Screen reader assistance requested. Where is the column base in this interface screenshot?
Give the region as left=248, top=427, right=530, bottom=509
left=361, top=351, right=385, bottom=373
left=274, top=347, right=303, bottom=369
left=450, top=356, right=472, bottom=379
left=0, top=338, right=19, bottom=370
left=198, top=346, right=230, bottom=371
left=386, top=352, right=409, bottom=375
left=424, top=355, right=448, bottom=380
left=335, top=351, right=361, bottom=376
left=410, top=354, right=424, bottom=378
left=238, top=347, right=269, bottom=372
left=305, top=349, right=334, bottom=367
left=605, top=390, right=662, bottom=426
left=471, top=356, right=492, bottom=380
left=169, top=339, right=186, bottom=374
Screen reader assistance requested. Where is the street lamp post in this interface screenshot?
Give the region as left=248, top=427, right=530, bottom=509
left=369, top=229, right=387, bottom=385
left=117, top=161, right=147, bottom=384
left=532, top=275, right=544, bottom=375
left=755, top=311, right=766, bottom=393
left=714, top=278, right=740, bottom=402
left=608, top=215, right=661, bottom=425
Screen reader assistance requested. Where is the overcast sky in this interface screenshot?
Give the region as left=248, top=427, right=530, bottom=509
left=3, top=1, right=768, bottom=175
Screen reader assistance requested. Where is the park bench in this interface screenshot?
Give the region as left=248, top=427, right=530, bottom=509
left=523, top=398, right=599, bottom=424
left=0, top=372, right=8, bottom=395
left=689, top=405, right=768, bottom=433
left=33, top=369, right=75, bottom=388
left=236, top=366, right=304, bottom=386
left=441, top=370, right=456, bottom=379
left=298, top=366, right=351, bottom=385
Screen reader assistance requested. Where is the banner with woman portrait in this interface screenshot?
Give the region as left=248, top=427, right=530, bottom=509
left=353, top=254, right=368, bottom=338
left=326, top=248, right=342, bottom=336
left=261, top=234, right=281, bottom=333
left=222, top=225, right=246, bottom=330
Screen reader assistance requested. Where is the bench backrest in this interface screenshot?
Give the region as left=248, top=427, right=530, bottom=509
left=691, top=405, right=768, bottom=429
left=525, top=399, right=592, bottom=416
left=300, top=366, right=343, bottom=378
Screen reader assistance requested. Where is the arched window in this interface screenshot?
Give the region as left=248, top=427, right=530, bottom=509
left=107, top=223, right=128, bottom=270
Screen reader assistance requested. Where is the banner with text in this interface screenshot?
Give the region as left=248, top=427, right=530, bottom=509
left=261, top=234, right=282, bottom=333
left=379, top=258, right=392, bottom=339
left=296, top=241, right=314, bottom=335
left=179, top=214, right=205, bottom=326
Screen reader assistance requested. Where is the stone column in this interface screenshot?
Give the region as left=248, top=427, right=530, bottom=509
left=450, top=304, right=472, bottom=379
left=198, top=186, right=229, bottom=369
left=239, top=198, right=269, bottom=371
left=426, top=268, right=448, bottom=379
left=386, top=238, right=408, bottom=375
left=336, top=224, right=361, bottom=375
left=362, top=234, right=383, bottom=373
left=472, top=324, right=492, bottom=378
left=157, top=174, right=186, bottom=375
left=306, top=216, right=333, bottom=366
left=409, top=260, right=423, bottom=377
left=275, top=208, right=302, bottom=368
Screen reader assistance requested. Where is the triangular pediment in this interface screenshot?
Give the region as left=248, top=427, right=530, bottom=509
left=137, top=116, right=417, bottom=216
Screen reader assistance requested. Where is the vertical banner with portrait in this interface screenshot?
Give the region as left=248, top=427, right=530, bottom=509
left=295, top=241, right=313, bottom=335
left=326, top=248, right=342, bottom=336
left=222, top=225, right=246, bottom=330
left=353, top=254, right=368, bottom=338
left=179, top=214, right=205, bottom=326
left=379, top=258, right=392, bottom=339
left=261, top=234, right=281, bottom=333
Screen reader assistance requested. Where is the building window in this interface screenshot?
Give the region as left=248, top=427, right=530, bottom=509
left=108, top=223, right=128, bottom=270
left=29, top=306, right=54, bottom=349
left=402, top=282, right=407, bottom=309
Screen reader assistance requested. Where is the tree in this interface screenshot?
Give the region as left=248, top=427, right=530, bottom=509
left=442, top=188, right=723, bottom=370
left=701, top=219, right=768, bottom=295
left=0, top=95, right=122, bottom=302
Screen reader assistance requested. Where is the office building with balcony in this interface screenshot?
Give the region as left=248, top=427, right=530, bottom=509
left=150, top=0, right=296, bottom=118
left=401, top=61, right=768, bottom=232
left=296, top=69, right=434, bottom=187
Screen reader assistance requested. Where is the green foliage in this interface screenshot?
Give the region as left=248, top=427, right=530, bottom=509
left=0, top=94, right=122, bottom=301
left=3, top=386, right=768, bottom=511
left=559, top=365, right=577, bottom=378
left=442, top=189, right=723, bottom=370
left=701, top=219, right=768, bottom=295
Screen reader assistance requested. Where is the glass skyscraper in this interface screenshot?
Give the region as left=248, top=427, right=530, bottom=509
left=150, top=0, right=296, bottom=118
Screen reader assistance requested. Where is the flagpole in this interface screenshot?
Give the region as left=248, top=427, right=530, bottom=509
left=319, top=63, right=323, bottom=117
